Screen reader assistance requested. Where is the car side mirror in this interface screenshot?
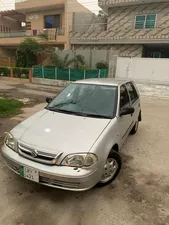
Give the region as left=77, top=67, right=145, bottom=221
left=46, top=97, right=53, bottom=104
left=120, top=107, right=135, bottom=117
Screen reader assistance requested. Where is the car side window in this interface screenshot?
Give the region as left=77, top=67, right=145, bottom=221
left=126, top=82, right=138, bottom=104
left=120, top=85, right=130, bottom=110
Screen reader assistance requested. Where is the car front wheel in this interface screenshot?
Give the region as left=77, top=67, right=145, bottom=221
left=98, top=151, right=122, bottom=187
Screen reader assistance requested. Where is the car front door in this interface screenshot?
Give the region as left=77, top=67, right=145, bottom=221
left=126, top=82, right=140, bottom=123
left=118, top=84, right=134, bottom=145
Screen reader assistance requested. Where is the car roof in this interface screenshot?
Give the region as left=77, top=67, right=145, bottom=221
left=75, top=78, right=134, bottom=86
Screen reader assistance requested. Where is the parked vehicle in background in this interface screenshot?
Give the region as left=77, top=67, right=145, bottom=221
left=1, top=79, right=141, bottom=191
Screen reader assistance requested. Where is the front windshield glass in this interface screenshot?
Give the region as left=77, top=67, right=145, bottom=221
left=47, top=83, right=118, bottom=119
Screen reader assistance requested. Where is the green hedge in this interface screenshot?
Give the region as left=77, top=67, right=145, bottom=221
left=0, top=67, right=10, bottom=76
left=0, top=67, right=30, bottom=79
left=13, top=67, right=30, bottom=79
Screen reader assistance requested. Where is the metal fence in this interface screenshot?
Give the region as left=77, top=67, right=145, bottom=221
left=0, top=28, right=65, bottom=38
left=33, top=67, right=108, bottom=81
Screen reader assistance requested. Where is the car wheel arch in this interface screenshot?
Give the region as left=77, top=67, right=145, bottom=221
left=111, top=143, right=119, bottom=153
left=138, top=110, right=142, bottom=121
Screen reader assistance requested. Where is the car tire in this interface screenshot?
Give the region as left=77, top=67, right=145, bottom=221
left=97, top=150, right=122, bottom=187
left=130, top=119, right=139, bottom=135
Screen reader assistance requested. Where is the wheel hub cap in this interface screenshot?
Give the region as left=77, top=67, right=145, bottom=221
left=100, top=158, right=118, bottom=183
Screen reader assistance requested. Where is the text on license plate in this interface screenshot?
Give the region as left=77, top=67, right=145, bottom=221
left=20, top=166, right=39, bottom=182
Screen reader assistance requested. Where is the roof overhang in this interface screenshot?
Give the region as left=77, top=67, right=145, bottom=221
left=0, top=10, right=26, bottom=22
left=70, top=38, right=169, bottom=45
left=99, top=0, right=169, bottom=9
left=16, top=4, right=64, bottom=14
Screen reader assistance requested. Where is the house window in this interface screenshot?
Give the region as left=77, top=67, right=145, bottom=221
left=44, top=15, right=60, bottom=29
left=26, top=22, right=31, bottom=30
left=135, top=14, right=156, bottom=29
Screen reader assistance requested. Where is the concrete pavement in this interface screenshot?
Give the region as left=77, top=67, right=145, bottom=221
left=1, top=78, right=169, bottom=225
left=1, top=78, right=169, bottom=99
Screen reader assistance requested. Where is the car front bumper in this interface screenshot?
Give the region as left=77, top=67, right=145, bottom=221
left=1, top=145, right=100, bottom=191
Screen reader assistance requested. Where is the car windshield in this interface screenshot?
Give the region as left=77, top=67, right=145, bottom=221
left=46, top=83, right=118, bottom=119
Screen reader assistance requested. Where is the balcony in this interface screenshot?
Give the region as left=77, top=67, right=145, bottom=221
left=0, top=28, right=66, bottom=46
left=70, top=23, right=169, bottom=45
left=15, top=0, right=65, bottom=12
left=98, top=0, right=169, bottom=8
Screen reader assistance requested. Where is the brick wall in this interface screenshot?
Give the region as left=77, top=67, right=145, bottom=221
left=73, top=44, right=143, bottom=57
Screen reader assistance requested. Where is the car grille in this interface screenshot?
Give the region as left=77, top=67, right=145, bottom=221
left=39, top=176, right=80, bottom=189
left=18, top=142, right=63, bottom=165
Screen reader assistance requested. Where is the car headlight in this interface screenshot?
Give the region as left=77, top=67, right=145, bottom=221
left=61, top=153, right=98, bottom=167
left=4, top=133, right=17, bottom=152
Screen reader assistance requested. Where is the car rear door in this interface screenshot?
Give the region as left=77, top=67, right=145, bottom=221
left=126, top=82, right=140, bottom=123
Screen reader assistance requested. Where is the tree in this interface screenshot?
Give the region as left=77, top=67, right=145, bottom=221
left=96, top=61, right=108, bottom=69
left=16, top=38, right=42, bottom=67
left=51, top=53, right=71, bottom=68
left=72, top=54, right=85, bottom=69
left=51, top=53, right=85, bottom=69
left=38, top=31, right=48, bottom=41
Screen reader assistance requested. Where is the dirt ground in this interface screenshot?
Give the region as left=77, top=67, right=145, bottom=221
left=0, top=79, right=169, bottom=225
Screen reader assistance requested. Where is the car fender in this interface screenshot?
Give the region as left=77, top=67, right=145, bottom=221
left=89, top=118, right=120, bottom=176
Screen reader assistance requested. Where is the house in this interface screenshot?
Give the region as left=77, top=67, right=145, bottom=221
left=0, top=0, right=91, bottom=57
left=70, top=0, right=169, bottom=58
left=0, top=11, right=24, bottom=57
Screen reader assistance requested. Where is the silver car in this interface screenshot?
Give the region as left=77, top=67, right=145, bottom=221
left=1, top=79, right=141, bottom=191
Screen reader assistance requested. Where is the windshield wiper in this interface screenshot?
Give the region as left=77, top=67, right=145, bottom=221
left=47, top=107, right=87, bottom=116
left=47, top=107, right=112, bottom=119
left=47, top=107, right=73, bottom=114
left=83, top=114, right=112, bottom=119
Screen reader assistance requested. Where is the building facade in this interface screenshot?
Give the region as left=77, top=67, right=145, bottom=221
left=0, top=11, right=24, bottom=56
left=70, top=0, right=169, bottom=58
left=0, top=0, right=90, bottom=56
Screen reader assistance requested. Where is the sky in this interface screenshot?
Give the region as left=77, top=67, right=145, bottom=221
left=0, top=0, right=100, bottom=13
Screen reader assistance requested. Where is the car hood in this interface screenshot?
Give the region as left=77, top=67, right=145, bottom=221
left=15, top=109, right=111, bottom=154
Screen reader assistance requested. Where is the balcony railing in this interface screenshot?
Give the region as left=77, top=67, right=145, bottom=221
left=0, top=28, right=65, bottom=39
left=0, top=30, right=31, bottom=38
left=57, top=28, right=65, bottom=35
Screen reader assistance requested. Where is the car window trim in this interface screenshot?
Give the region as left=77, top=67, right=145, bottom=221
left=118, top=84, right=131, bottom=118
left=119, top=84, right=130, bottom=110
left=125, top=82, right=138, bottom=106
left=47, top=83, right=118, bottom=119
left=112, top=86, right=118, bottom=119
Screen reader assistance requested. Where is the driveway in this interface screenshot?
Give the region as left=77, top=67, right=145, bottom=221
left=0, top=79, right=169, bottom=225
left=0, top=78, right=59, bottom=103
